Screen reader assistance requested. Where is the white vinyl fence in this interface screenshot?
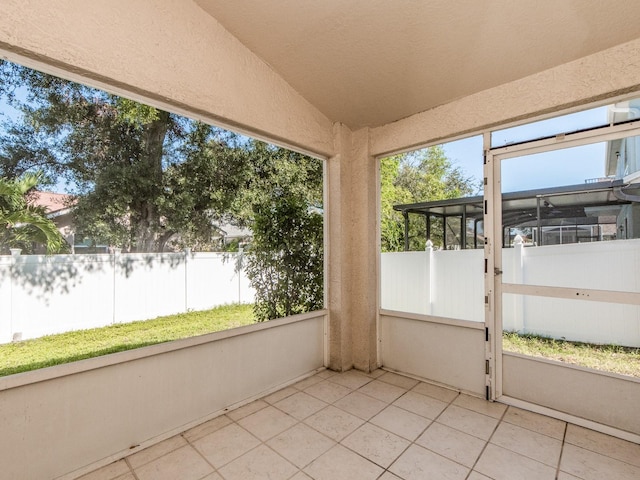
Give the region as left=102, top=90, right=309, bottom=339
left=0, top=251, right=255, bottom=344
left=381, top=239, right=640, bottom=347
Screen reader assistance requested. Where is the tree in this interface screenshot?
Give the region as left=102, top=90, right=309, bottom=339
left=0, top=60, right=245, bottom=252
left=0, top=172, right=67, bottom=254
left=241, top=141, right=323, bottom=321
left=0, top=60, right=325, bottom=321
left=380, top=146, right=479, bottom=251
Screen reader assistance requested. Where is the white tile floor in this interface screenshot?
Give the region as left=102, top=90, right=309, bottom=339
left=76, top=369, right=640, bottom=480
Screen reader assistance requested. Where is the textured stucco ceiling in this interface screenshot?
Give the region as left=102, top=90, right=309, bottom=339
left=195, top=0, right=640, bottom=129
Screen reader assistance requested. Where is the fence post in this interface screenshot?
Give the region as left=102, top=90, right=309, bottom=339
left=426, top=240, right=433, bottom=315
left=513, top=235, right=525, bottom=332
left=111, top=248, right=121, bottom=324
left=9, top=249, right=21, bottom=341
left=238, top=247, right=244, bottom=304
left=184, top=248, right=191, bottom=312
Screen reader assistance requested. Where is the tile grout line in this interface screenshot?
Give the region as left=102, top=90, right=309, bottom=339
left=109, top=372, right=577, bottom=480
left=554, top=422, right=569, bottom=480
left=123, top=435, right=192, bottom=474
left=180, top=429, right=224, bottom=478
left=377, top=387, right=464, bottom=478
left=478, top=410, right=568, bottom=473
left=464, top=403, right=509, bottom=479
left=122, top=456, right=140, bottom=480
left=181, top=414, right=272, bottom=476
left=300, top=378, right=421, bottom=478
left=224, top=390, right=351, bottom=477
left=500, top=411, right=569, bottom=443
left=256, top=393, right=343, bottom=474
left=562, top=427, right=640, bottom=469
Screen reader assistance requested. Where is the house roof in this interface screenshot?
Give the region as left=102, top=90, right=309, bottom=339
left=29, top=191, right=75, bottom=216
left=196, top=0, right=640, bottom=129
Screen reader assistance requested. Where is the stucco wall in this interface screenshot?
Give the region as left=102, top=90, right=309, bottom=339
left=0, top=0, right=640, bottom=454
left=0, top=314, right=325, bottom=480
left=370, top=38, right=640, bottom=157
left=0, top=0, right=334, bottom=157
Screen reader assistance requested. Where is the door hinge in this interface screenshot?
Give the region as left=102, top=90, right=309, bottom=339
left=485, top=327, right=489, bottom=341
left=485, top=359, right=490, bottom=375
left=486, top=385, right=491, bottom=400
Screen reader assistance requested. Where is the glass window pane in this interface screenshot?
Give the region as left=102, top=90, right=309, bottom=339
left=500, top=133, right=640, bottom=248
left=491, top=97, right=640, bottom=148
left=492, top=107, right=608, bottom=147
left=501, top=143, right=607, bottom=193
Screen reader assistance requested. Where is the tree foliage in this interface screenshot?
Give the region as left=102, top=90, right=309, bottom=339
left=0, top=60, right=324, bottom=320
left=380, top=146, right=479, bottom=251
left=0, top=60, right=250, bottom=252
left=241, top=142, right=323, bottom=321
left=0, top=172, right=67, bottom=254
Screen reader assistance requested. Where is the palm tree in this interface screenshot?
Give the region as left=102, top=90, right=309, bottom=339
left=0, top=172, right=67, bottom=254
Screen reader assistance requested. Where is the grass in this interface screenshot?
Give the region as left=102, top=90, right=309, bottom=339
left=0, top=303, right=256, bottom=377
left=503, top=331, right=640, bottom=378
left=6, top=310, right=638, bottom=379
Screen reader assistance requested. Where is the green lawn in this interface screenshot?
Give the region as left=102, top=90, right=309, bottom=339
left=503, top=331, right=640, bottom=378
left=0, top=303, right=256, bottom=377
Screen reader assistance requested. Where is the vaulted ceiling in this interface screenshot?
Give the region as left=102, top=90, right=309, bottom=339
left=196, top=0, right=640, bottom=129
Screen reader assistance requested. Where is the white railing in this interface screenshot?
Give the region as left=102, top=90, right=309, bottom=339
left=381, top=239, right=640, bottom=347
left=0, top=251, right=255, bottom=343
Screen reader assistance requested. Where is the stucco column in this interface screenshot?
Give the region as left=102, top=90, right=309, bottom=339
left=326, top=123, right=378, bottom=372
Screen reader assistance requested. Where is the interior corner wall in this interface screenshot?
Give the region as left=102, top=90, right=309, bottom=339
left=0, top=0, right=334, bottom=157
left=326, top=123, right=353, bottom=371
left=370, top=37, right=640, bottom=157
left=348, top=127, right=378, bottom=372
left=326, top=124, right=378, bottom=372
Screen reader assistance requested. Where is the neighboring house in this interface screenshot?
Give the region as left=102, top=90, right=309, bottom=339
left=29, top=191, right=253, bottom=253
left=606, top=100, right=640, bottom=240
left=28, top=190, right=77, bottom=253
left=215, top=223, right=253, bottom=248
left=162, top=221, right=253, bottom=252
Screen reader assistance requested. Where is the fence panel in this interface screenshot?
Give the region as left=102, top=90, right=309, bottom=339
left=9, top=254, right=115, bottom=341
left=380, top=252, right=430, bottom=314
left=0, top=251, right=254, bottom=344
left=186, top=253, right=247, bottom=311
left=0, top=257, right=13, bottom=342
left=430, top=249, right=484, bottom=322
left=114, top=253, right=186, bottom=324
left=381, top=240, right=640, bottom=346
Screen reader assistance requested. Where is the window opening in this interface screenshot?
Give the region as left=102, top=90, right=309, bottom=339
left=0, top=59, right=324, bottom=377
left=379, top=135, right=484, bottom=321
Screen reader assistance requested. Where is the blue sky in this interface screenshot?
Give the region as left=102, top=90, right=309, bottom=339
left=441, top=106, right=610, bottom=194
left=0, top=86, right=616, bottom=196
